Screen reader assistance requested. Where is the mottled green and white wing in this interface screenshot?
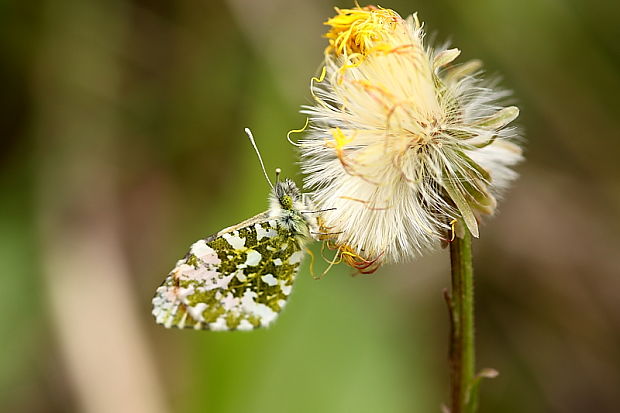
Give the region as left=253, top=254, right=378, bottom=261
left=152, top=214, right=304, bottom=331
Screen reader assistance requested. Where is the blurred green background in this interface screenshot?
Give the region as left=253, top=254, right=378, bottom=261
left=1, top=1, right=619, bottom=412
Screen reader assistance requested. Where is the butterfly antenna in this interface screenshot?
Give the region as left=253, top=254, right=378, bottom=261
left=275, top=168, right=281, bottom=186
left=245, top=127, right=274, bottom=190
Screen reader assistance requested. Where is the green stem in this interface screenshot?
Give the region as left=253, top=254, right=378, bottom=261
left=448, top=227, right=476, bottom=413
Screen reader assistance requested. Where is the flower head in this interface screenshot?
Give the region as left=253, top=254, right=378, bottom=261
left=299, top=6, right=523, bottom=267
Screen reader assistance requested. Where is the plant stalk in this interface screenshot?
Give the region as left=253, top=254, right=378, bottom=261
left=448, top=228, right=476, bottom=413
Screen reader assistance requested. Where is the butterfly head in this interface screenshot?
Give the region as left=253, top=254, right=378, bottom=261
left=274, top=178, right=301, bottom=209
left=270, top=178, right=318, bottom=242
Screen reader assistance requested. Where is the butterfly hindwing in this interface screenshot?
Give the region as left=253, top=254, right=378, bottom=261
left=152, top=215, right=305, bottom=331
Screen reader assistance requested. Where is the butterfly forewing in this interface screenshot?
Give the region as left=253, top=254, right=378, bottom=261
left=152, top=216, right=304, bottom=331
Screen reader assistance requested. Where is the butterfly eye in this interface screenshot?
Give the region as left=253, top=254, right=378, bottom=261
left=281, top=195, right=293, bottom=209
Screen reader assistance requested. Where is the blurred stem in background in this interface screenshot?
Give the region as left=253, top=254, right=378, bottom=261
left=33, top=1, right=168, bottom=412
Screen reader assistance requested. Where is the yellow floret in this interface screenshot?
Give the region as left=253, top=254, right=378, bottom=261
left=324, top=5, right=400, bottom=59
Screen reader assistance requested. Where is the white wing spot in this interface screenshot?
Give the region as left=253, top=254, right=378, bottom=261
left=237, top=319, right=254, bottom=331
left=177, top=286, right=195, bottom=302
left=209, top=317, right=229, bottom=331
left=273, top=258, right=282, bottom=266
left=173, top=259, right=232, bottom=292
left=203, top=272, right=235, bottom=292
left=240, top=289, right=278, bottom=327
left=190, top=240, right=221, bottom=264
left=187, top=302, right=207, bottom=322
left=255, top=223, right=278, bottom=240
left=220, top=292, right=239, bottom=311
left=288, top=250, right=304, bottom=264
left=281, top=284, right=292, bottom=296
left=178, top=312, right=188, bottom=329
left=173, top=264, right=195, bottom=279
left=261, top=273, right=277, bottom=286
left=222, top=232, right=246, bottom=249
left=235, top=270, right=247, bottom=282
left=239, top=250, right=261, bottom=268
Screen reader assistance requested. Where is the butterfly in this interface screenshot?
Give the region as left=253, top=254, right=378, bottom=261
left=152, top=130, right=319, bottom=331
